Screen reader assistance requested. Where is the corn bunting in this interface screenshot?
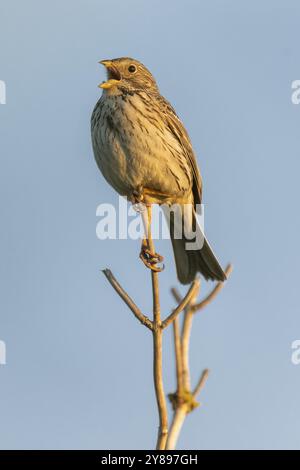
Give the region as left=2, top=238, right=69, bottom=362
left=91, top=57, right=226, bottom=284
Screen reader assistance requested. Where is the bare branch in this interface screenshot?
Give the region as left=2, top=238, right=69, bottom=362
left=153, top=327, right=168, bottom=449
left=144, top=205, right=168, bottom=450
left=102, top=269, right=153, bottom=330
left=167, top=265, right=232, bottom=450
left=191, top=264, right=233, bottom=313
left=181, top=282, right=201, bottom=390
left=167, top=369, right=210, bottom=450
left=104, top=210, right=232, bottom=451
left=166, top=405, right=188, bottom=450
left=181, top=310, right=194, bottom=391
left=173, top=317, right=183, bottom=394
left=162, top=280, right=200, bottom=329
left=193, top=369, right=210, bottom=398
left=171, top=287, right=182, bottom=304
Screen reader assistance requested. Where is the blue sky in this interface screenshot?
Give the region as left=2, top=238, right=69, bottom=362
left=0, top=0, right=300, bottom=449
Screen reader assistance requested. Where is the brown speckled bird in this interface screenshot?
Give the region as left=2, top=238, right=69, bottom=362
left=91, top=57, right=226, bottom=284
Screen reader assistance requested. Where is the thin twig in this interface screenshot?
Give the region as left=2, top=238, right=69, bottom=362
left=162, top=280, right=199, bottom=329
left=102, top=269, right=153, bottom=330
left=191, top=264, right=233, bottom=313
left=181, top=309, right=194, bottom=391
left=171, top=287, right=181, bottom=305
left=193, top=368, right=210, bottom=398
left=181, top=282, right=200, bottom=390
left=153, top=327, right=168, bottom=450
left=173, top=317, right=183, bottom=395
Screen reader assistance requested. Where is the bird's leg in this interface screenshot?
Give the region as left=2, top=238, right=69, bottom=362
left=131, top=186, right=144, bottom=206
left=139, top=204, right=164, bottom=272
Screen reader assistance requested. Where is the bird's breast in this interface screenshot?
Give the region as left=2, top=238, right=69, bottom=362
left=91, top=92, right=192, bottom=202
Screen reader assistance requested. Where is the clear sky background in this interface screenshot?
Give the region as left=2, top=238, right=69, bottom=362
left=0, top=0, right=300, bottom=450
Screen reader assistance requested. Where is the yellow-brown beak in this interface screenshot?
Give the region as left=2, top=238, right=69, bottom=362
left=98, top=60, right=121, bottom=89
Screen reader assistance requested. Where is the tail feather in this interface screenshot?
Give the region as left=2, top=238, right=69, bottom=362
left=165, top=205, right=226, bottom=284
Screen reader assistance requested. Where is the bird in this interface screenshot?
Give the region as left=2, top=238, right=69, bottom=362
left=91, top=57, right=226, bottom=284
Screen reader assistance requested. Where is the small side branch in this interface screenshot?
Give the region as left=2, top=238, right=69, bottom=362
left=102, top=269, right=153, bottom=330
left=193, top=368, right=210, bottom=398
left=191, top=264, right=233, bottom=313
left=162, top=280, right=200, bottom=329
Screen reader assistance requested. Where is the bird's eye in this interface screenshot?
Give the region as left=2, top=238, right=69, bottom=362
left=128, top=64, right=137, bottom=73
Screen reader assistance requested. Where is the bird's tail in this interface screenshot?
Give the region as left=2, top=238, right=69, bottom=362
left=163, top=204, right=226, bottom=284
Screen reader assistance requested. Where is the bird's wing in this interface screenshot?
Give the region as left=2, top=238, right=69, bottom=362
left=156, top=93, right=202, bottom=206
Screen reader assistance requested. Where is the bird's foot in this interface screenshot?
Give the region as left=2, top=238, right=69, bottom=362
left=139, top=248, right=164, bottom=272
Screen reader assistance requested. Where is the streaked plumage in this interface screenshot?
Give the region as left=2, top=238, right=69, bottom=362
left=91, top=57, right=226, bottom=283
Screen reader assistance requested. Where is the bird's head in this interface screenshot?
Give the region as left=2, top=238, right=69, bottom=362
left=98, top=57, right=158, bottom=93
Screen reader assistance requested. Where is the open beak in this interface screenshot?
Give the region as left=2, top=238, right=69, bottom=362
left=98, top=60, right=121, bottom=89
